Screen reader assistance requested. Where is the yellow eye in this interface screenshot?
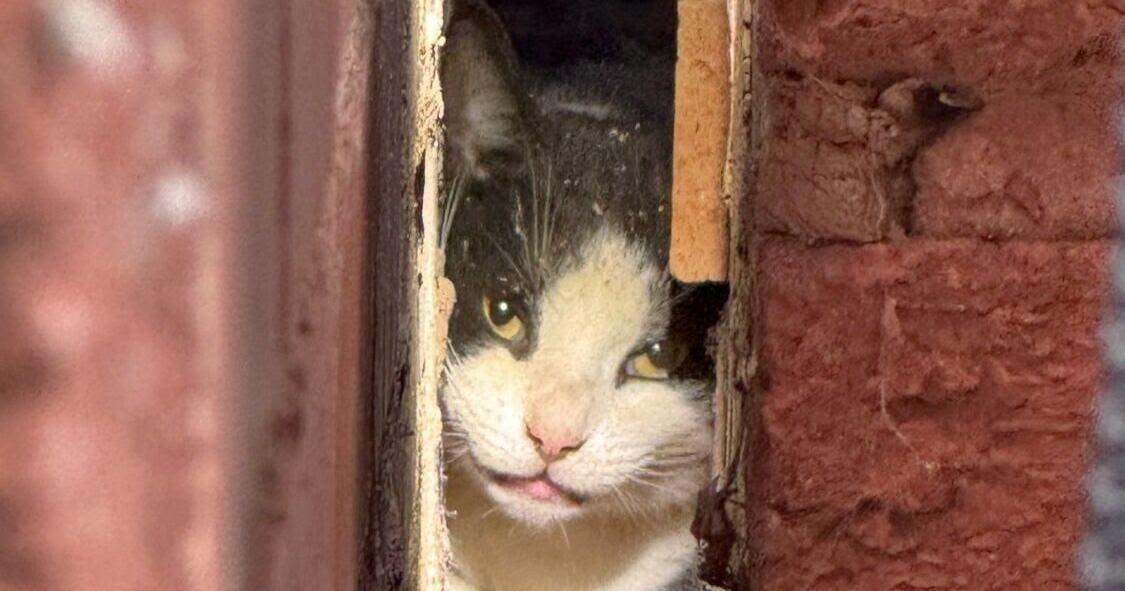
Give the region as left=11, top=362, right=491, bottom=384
left=483, top=295, right=525, bottom=342
left=623, top=340, right=684, bottom=381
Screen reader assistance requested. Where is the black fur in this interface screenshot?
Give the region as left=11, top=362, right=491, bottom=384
left=441, top=0, right=725, bottom=377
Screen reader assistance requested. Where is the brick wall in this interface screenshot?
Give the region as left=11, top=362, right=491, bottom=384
left=734, top=2, right=1123, bottom=588
left=0, top=1, right=381, bottom=589
left=0, top=2, right=236, bottom=588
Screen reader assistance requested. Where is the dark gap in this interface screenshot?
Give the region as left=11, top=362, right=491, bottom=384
left=489, top=0, right=677, bottom=67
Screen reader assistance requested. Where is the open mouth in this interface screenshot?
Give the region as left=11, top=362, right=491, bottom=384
left=488, top=470, right=585, bottom=506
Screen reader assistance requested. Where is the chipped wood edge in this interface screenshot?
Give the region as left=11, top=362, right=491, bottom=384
left=712, top=0, right=753, bottom=586
left=716, top=0, right=751, bottom=488
left=407, top=0, right=451, bottom=589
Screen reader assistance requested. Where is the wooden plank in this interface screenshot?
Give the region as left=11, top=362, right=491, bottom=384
left=406, top=1, right=450, bottom=589
left=670, top=0, right=731, bottom=283
left=701, top=0, right=752, bottom=587
left=358, top=0, right=416, bottom=588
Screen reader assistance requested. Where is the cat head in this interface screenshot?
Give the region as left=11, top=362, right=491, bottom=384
left=440, top=0, right=726, bottom=528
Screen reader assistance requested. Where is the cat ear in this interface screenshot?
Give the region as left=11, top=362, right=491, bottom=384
left=442, top=0, right=530, bottom=180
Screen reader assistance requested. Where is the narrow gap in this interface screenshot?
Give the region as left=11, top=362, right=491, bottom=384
left=437, top=1, right=730, bottom=589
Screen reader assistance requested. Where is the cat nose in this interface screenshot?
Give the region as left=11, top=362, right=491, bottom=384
left=526, top=422, right=585, bottom=462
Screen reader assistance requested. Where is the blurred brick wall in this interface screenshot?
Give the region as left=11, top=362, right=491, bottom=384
left=734, top=2, right=1123, bottom=588
left=0, top=1, right=237, bottom=589
left=0, top=0, right=374, bottom=589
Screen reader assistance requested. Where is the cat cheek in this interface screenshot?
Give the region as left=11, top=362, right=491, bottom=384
left=442, top=352, right=543, bottom=475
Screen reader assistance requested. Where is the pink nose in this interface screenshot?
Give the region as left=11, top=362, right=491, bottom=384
left=526, top=422, right=585, bottom=462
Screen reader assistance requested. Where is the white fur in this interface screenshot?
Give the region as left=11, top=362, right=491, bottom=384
left=442, top=229, right=712, bottom=590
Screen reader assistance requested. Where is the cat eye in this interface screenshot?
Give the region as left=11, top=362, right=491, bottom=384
left=623, top=339, right=685, bottom=381
left=482, top=295, right=526, bottom=342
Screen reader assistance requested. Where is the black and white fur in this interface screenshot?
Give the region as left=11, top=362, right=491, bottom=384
left=440, top=2, right=725, bottom=589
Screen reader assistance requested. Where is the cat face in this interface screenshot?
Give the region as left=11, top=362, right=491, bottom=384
left=443, top=228, right=715, bottom=526
left=440, top=0, right=724, bottom=528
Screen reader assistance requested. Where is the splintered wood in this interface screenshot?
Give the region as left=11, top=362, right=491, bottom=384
left=410, top=1, right=451, bottom=590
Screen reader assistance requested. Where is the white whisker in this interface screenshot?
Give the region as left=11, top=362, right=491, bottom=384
left=555, top=517, right=571, bottom=549
left=485, top=233, right=533, bottom=288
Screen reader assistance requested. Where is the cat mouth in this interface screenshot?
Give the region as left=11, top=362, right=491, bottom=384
left=487, top=470, right=584, bottom=506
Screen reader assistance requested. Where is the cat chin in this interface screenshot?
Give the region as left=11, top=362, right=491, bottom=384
left=484, top=480, right=587, bottom=527
left=468, top=462, right=682, bottom=529
left=459, top=462, right=586, bottom=525
left=460, top=459, right=603, bottom=527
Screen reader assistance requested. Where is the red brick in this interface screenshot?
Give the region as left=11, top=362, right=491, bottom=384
left=746, top=238, right=1109, bottom=589
left=750, top=0, right=1123, bottom=242
left=756, top=0, right=1121, bottom=95
left=751, top=77, right=933, bottom=241
left=912, top=93, right=1115, bottom=239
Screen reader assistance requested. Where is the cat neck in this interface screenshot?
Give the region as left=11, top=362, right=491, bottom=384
left=445, top=466, right=698, bottom=591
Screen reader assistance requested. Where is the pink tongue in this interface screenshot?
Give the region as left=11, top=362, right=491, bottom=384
left=516, top=477, right=560, bottom=500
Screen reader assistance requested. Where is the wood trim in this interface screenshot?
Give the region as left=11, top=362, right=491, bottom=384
left=670, top=0, right=731, bottom=283
left=358, top=0, right=416, bottom=588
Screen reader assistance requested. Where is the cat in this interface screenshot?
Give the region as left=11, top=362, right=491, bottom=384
left=439, top=1, right=726, bottom=589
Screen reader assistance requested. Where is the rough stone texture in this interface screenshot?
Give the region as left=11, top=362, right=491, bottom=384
left=746, top=239, right=1109, bottom=589
left=750, top=0, right=1121, bottom=242
left=912, top=93, right=1116, bottom=239
left=757, top=1, right=1122, bottom=91
left=735, top=2, right=1124, bottom=588
left=752, top=76, right=962, bottom=241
